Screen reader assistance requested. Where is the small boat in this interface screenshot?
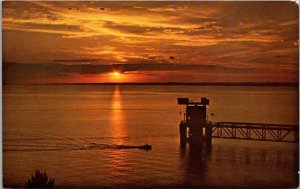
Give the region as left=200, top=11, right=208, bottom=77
left=138, top=144, right=152, bottom=150
left=115, top=144, right=152, bottom=150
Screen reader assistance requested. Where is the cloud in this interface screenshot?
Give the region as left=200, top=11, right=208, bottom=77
left=3, top=62, right=257, bottom=83
left=4, top=62, right=254, bottom=74
left=148, top=6, right=188, bottom=12
left=53, top=59, right=103, bottom=63
left=2, top=1, right=298, bottom=83
left=3, top=1, right=290, bottom=43
left=3, top=59, right=297, bottom=84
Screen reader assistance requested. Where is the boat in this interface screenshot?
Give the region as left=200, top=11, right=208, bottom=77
left=115, top=144, right=152, bottom=150
left=138, top=144, right=152, bottom=150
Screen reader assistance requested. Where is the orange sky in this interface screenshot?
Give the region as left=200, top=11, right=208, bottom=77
left=2, top=1, right=299, bottom=84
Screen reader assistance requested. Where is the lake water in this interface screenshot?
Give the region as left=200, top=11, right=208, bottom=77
left=3, top=85, right=299, bottom=187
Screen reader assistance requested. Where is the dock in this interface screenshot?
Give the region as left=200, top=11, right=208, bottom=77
left=211, top=122, right=298, bottom=143
left=178, top=97, right=299, bottom=146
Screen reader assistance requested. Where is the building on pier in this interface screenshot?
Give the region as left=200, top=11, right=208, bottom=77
left=178, top=97, right=212, bottom=146
left=178, top=97, right=298, bottom=146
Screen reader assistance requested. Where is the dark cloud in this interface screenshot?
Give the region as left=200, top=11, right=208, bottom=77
left=5, top=22, right=82, bottom=33
left=3, top=62, right=256, bottom=83
left=53, top=59, right=103, bottom=62
left=3, top=62, right=111, bottom=75
left=113, top=63, right=254, bottom=73
left=103, top=21, right=153, bottom=35
left=102, top=21, right=187, bottom=36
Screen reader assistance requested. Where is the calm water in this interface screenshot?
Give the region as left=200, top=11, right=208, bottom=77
left=3, top=85, right=299, bottom=188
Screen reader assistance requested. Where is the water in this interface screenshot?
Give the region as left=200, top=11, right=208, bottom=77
left=3, top=84, right=299, bottom=187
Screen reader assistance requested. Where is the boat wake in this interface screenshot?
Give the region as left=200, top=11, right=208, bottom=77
left=3, top=131, right=152, bottom=152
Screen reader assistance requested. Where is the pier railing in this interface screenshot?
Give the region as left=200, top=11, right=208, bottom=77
left=211, top=122, right=299, bottom=143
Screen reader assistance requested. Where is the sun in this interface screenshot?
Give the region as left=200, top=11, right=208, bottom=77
left=110, top=71, right=124, bottom=81
left=113, top=71, right=121, bottom=78
left=109, top=70, right=128, bottom=82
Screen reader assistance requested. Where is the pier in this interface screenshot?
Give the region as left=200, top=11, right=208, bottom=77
left=211, top=122, right=298, bottom=143
left=178, top=97, right=299, bottom=146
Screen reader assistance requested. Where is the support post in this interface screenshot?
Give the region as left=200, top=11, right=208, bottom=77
left=205, top=122, right=212, bottom=146
left=179, top=121, right=187, bottom=144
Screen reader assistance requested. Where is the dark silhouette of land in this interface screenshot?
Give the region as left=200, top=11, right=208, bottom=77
left=26, top=170, right=55, bottom=188
left=6, top=82, right=298, bottom=86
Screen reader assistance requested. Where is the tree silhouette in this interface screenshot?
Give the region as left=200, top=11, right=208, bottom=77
left=25, top=170, right=55, bottom=188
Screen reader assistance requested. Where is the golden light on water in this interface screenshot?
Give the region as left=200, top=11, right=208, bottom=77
left=106, top=85, right=129, bottom=177
left=109, top=85, right=127, bottom=140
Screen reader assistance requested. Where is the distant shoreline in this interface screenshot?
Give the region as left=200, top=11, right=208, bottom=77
left=3, top=82, right=298, bottom=87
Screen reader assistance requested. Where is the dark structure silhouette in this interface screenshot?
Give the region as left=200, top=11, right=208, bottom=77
left=178, top=97, right=212, bottom=146
left=212, top=122, right=298, bottom=142
left=178, top=97, right=299, bottom=146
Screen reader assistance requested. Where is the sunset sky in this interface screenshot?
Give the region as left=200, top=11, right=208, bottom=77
left=2, top=1, right=299, bottom=84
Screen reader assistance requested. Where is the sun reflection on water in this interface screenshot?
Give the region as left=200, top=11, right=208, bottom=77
left=108, top=85, right=131, bottom=181
left=109, top=85, right=127, bottom=142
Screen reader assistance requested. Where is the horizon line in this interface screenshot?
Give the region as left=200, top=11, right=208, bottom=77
left=3, top=82, right=298, bottom=86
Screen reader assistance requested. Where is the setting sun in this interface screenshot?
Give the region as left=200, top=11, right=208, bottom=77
left=113, top=71, right=121, bottom=78
left=109, top=71, right=124, bottom=82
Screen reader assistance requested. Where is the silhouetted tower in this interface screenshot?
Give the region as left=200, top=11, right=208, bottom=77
left=178, top=97, right=212, bottom=146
